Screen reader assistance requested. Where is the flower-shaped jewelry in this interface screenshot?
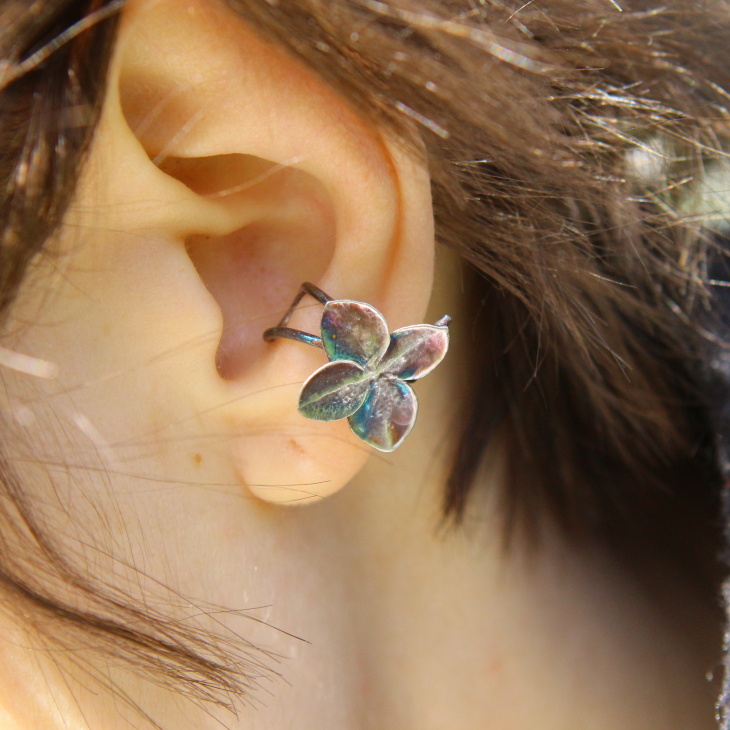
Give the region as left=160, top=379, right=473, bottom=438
left=263, top=283, right=450, bottom=452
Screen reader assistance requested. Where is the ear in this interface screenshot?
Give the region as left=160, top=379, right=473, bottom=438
left=66, top=0, right=436, bottom=504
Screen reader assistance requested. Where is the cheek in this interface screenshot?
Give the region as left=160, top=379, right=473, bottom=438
left=5, top=228, right=224, bottom=453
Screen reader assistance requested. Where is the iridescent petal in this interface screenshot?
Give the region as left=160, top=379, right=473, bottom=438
left=321, top=300, right=390, bottom=367
left=298, top=360, right=371, bottom=421
left=348, top=377, right=418, bottom=452
left=378, top=324, right=449, bottom=380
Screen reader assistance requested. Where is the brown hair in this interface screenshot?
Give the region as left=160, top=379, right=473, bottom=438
left=0, top=0, right=729, bottom=720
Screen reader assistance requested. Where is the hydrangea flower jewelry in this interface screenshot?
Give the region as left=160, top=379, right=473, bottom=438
left=263, top=283, right=451, bottom=452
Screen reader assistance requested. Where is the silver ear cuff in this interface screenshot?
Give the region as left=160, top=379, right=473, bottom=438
left=264, top=283, right=450, bottom=452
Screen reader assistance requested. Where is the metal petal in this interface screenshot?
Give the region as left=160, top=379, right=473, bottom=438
left=321, top=300, right=390, bottom=367
left=348, top=377, right=418, bottom=452
left=298, top=360, right=371, bottom=422
left=378, top=324, right=449, bottom=380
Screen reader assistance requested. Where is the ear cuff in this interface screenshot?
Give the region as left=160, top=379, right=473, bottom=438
left=264, top=283, right=450, bottom=452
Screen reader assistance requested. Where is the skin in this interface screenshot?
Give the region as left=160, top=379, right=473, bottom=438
left=0, top=0, right=720, bottom=727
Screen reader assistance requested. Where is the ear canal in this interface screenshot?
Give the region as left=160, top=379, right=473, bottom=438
left=160, top=153, right=337, bottom=380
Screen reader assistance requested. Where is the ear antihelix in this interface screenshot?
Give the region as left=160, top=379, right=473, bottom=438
left=264, top=282, right=451, bottom=453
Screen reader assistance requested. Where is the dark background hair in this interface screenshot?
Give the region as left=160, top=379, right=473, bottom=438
left=1, top=0, right=730, bottom=721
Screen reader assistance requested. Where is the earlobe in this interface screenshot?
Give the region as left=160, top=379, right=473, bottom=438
left=98, top=0, right=437, bottom=504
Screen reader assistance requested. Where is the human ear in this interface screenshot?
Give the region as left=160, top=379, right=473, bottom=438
left=60, top=0, right=436, bottom=504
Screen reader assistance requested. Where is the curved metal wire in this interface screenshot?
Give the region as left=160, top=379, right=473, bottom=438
left=263, top=282, right=333, bottom=349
